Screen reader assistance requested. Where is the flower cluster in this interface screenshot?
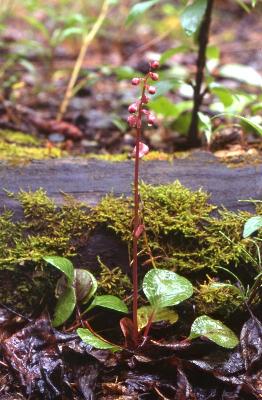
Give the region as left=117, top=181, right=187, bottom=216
left=127, top=60, right=159, bottom=131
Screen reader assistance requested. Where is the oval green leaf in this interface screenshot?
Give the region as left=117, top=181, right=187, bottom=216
left=77, top=328, right=121, bottom=352
left=52, top=286, right=76, bottom=327
left=43, top=256, right=74, bottom=284
left=75, top=269, right=97, bottom=303
left=143, top=269, right=193, bottom=308
left=126, top=0, right=159, bottom=25
left=189, top=315, right=239, bottom=349
left=180, top=0, right=207, bottom=36
left=243, top=216, right=262, bottom=238
left=88, top=295, right=128, bottom=313
left=137, top=305, right=178, bottom=331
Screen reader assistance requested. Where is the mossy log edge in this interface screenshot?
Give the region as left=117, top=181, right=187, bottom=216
left=0, top=151, right=261, bottom=215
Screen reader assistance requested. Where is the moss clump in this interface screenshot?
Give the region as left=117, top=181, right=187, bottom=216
left=92, top=181, right=260, bottom=275
left=0, top=189, right=92, bottom=270
left=0, top=183, right=261, bottom=314
left=194, top=277, right=243, bottom=318
left=0, top=129, right=65, bottom=163
left=0, top=130, right=41, bottom=146
left=97, top=257, right=132, bottom=298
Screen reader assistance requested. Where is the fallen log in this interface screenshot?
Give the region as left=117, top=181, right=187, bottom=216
left=0, top=151, right=261, bottom=215
left=0, top=151, right=261, bottom=272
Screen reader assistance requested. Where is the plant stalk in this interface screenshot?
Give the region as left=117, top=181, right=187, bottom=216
left=132, top=78, right=148, bottom=342
left=187, top=0, right=214, bottom=147
left=57, top=0, right=109, bottom=121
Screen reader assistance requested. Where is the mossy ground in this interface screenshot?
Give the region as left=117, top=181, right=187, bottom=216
left=0, top=130, right=65, bottom=163
left=0, top=182, right=261, bottom=319
left=0, top=129, right=188, bottom=164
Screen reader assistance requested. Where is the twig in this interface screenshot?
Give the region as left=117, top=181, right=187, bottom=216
left=57, top=0, right=110, bottom=121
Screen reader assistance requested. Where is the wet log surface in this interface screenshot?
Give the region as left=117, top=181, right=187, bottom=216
left=0, top=151, right=261, bottom=215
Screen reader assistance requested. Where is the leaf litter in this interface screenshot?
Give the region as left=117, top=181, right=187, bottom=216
left=0, top=309, right=261, bottom=399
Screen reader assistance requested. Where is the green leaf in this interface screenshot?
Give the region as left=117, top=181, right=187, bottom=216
left=243, top=216, right=262, bottom=238
left=236, top=115, right=262, bottom=136
left=150, top=97, right=192, bottom=119
left=180, top=0, right=207, bottom=36
left=23, top=16, right=50, bottom=39
left=235, top=0, right=250, bottom=12
left=112, top=116, right=127, bottom=133
left=160, top=46, right=187, bottom=64
left=137, top=305, right=178, bottom=330
left=59, top=27, right=85, bottom=41
left=213, top=113, right=262, bottom=136
left=206, top=45, right=220, bottom=60
left=210, top=84, right=234, bottom=107
left=219, top=64, right=262, bottom=87
left=153, top=80, right=179, bottom=97
left=126, top=0, right=160, bottom=25
left=43, top=256, right=74, bottom=284
left=77, top=328, right=121, bottom=352
left=52, top=286, right=76, bottom=327
left=189, top=315, right=239, bottom=349
left=88, top=295, right=128, bottom=313
left=143, top=269, right=193, bottom=308
left=113, top=66, right=138, bottom=80
left=74, top=269, right=97, bottom=303
left=198, top=112, right=212, bottom=144
left=252, top=0, right=257, bottom=6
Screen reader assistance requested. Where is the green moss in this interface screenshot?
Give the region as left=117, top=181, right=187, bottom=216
left=0, top=183, right=260, bottom=314
left=0, top=129, right=65, bottom=163
left=194, top=277, right=243, bottom=318
left=86, top=151, right=175, bottom=163
left=0, top=130, right=41, bottom=145
left=92, top=181, right=261, bottom=275
left=97, top=257, right=132, bottom=298
left=0, top=189, right=92, bottom=270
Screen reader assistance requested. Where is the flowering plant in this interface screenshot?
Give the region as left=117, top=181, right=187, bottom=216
left=127, top=60, right=159, bottom=342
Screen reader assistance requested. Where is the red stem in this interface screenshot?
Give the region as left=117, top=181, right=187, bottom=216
left=143, top=309, right=155, bottom=339
left=132, top=74, right=149, bottom=344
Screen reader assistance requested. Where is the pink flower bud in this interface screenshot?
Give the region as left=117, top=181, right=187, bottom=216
left=128, top=103, right=137, bottom=113
left=127, top=115, right=137, bottom=127
left=147, top=113, right=156, bottom=126
left=131, top=77, right=140, bottom=86
left=132, top=142, right=149, bottom=158
left=134, top=224, right=145, bottom=239
left=149, top=72, right=159, bottom=81
left=142, top=109, right=149, bottom=115
left=150, top=60, right=159, bottom=69
left=141, top=95, right=149, bottom=104
left=148, top=86, right=156, bottom=95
